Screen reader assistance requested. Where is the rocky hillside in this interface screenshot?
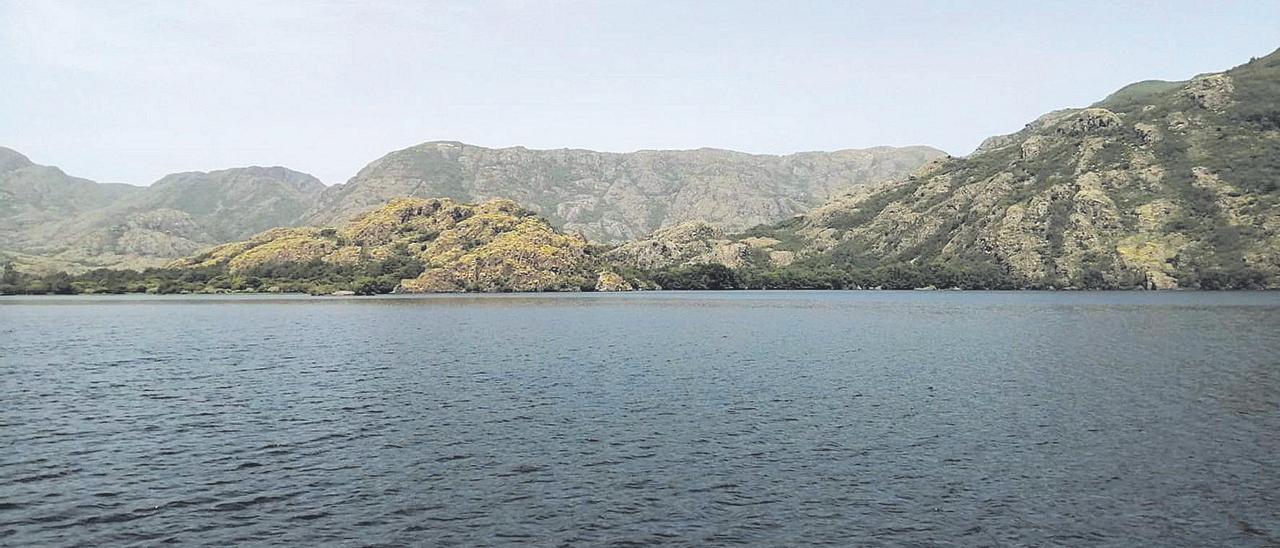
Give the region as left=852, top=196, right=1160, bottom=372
left=42, top=167, right=325, bottom=269
left=607, top=220, right=794, bottom=271
left=0, top=147, right=140, bottom=257
left=306, top=142, right=944, bottom=242
left=121, top=167, right=325, bottom=242
left=172, top=197, right=615, bottom=292
left=681, top=49, right=1280, bottom=289
left=2, top=164, right=326, bottom=272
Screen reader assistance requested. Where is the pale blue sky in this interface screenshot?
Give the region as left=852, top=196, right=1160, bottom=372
left=1, top=0, right=1277, bottom=184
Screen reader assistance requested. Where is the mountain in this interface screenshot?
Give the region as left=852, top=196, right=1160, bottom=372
left=168, top=197, right=615, bottom=293
left=0, top=147, right=140, bottom=255
left=42, top=166, right=326, bottom=266
left=125, top=167, right=326, bottom=242
left=6, top=165, right=326, bottom=271
left=306, top=142, right=945, bottom=242
left=619, top=49, right=1280, bottom=289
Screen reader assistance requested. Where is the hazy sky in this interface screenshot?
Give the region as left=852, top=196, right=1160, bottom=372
left=2, top=1, right=1277, bottom=185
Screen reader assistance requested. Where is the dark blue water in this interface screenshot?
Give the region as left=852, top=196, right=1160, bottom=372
left=2, top=291, right=1278, bottom=546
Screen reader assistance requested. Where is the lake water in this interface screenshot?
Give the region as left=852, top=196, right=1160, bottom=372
left=2, top=291, right=1278, bottom=546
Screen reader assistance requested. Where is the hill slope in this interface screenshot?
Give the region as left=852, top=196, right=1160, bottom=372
left=0, top=147, right=141, bottom=255
left=627, top=49, right=1280, bottom=289
left=11, top=166, right=327, bottom=271
left=170, top=197, right=612, bottom=293
left=0, top=153, right=327, bottom=272
left=307, top=143, right=944, bottom=242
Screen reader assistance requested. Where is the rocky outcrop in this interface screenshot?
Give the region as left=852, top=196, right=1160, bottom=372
left=1053, top=108, right=1124, bottom=137
left=604, top=217, right=809, bottom=271
left=1182, top=74, right=1235, bottom=112
left=606, top=221, right=732, bottom=270
left=604, top=221, right=774, bottom=270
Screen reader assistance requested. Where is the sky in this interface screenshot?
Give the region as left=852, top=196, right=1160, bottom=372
left=1, top=1, right=1278, bottom=185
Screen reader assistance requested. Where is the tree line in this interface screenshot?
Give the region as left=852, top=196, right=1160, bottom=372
left=0, top=255, right=425, bottom=296
left=1, top=255, right=1271, bottom=296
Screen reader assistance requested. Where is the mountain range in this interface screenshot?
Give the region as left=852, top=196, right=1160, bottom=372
left=305, top=142, right=944, bottom=242
left=4, top=48, right=1278, bottom=290
left=0, top=144, right=941, bottom=272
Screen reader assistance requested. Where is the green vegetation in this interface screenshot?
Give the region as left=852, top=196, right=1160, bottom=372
left=648, top=264, right=742, bottom=290
left=675, top=49, right=1280, bottom=291
left=0, top=197, right=616, bottom=296
left=0, top=255, right=426, bottom=296
left=3, top=249, right=1269, bottom=296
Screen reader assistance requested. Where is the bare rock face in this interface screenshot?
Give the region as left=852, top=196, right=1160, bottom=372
left=1165, top=111, right=1192, bottom=132
left=1133, top=123, right=1162, bottom=144
left=1052, top=108, right=1123, bottom=137
left=1020, top=136, right=1050, bottom=159
left=306, top=143, right=945, bottom=243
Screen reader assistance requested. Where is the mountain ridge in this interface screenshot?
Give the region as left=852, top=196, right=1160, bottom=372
left=0, top=162, right=327, bottom=271
left=616, top=48, right=1280, bottom=289
left=308, top=141, right=944, bottom=242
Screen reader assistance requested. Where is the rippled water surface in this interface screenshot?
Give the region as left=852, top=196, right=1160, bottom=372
left=2, top=291, right=1279, bottom=546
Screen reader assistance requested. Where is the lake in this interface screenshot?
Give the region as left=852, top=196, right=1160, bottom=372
left=2, top=291, right=1278, bottom=546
